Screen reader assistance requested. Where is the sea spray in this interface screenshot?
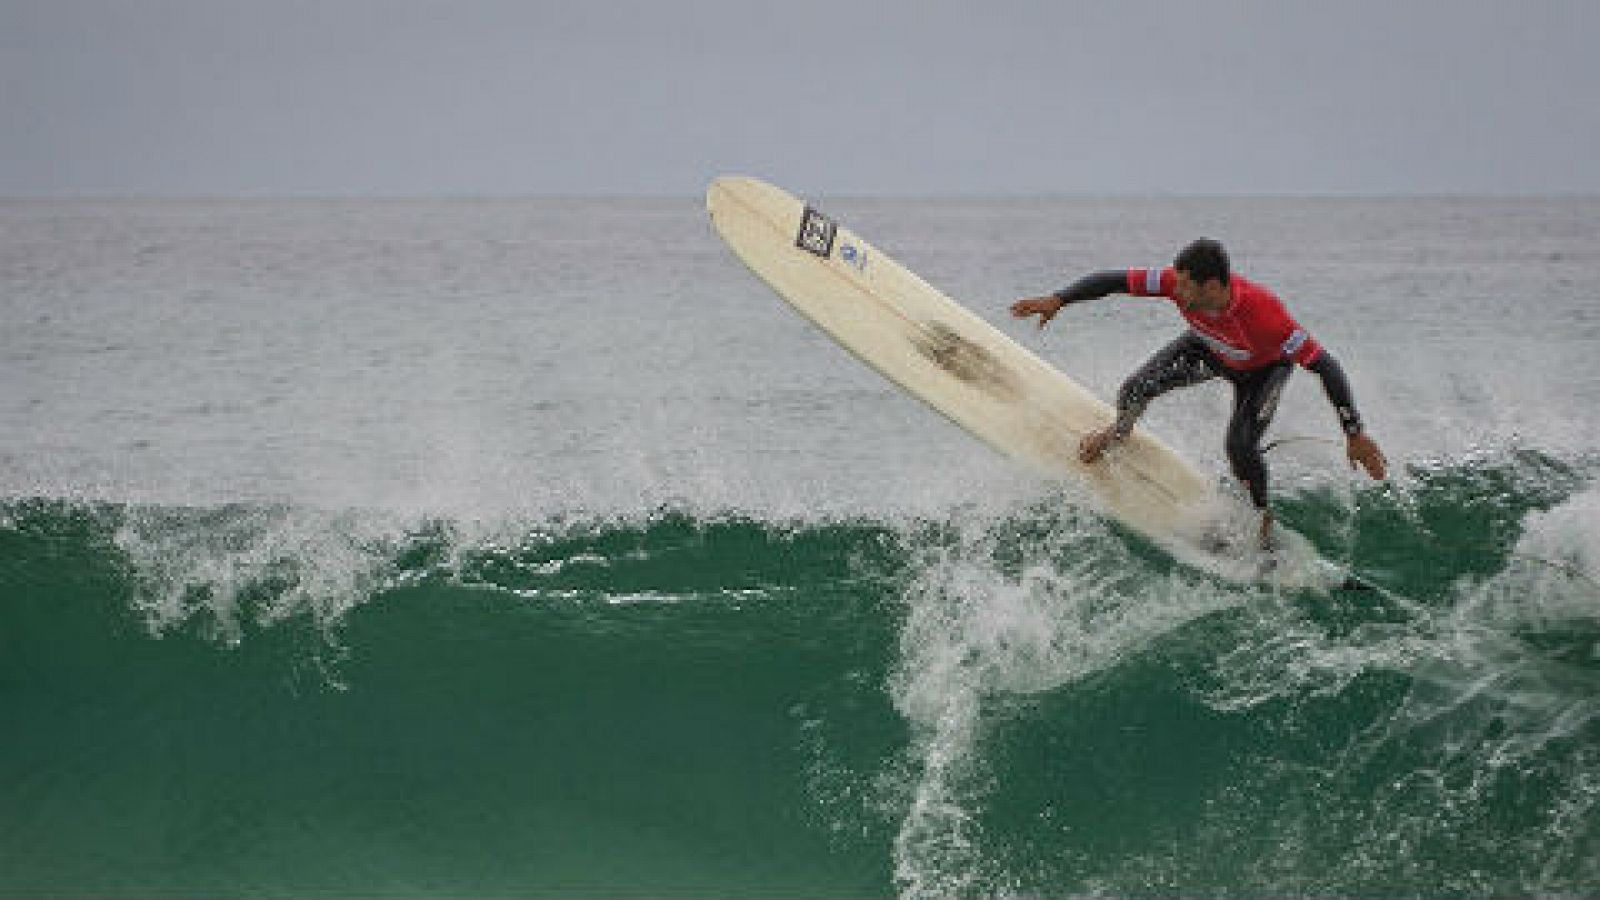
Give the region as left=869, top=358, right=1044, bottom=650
left=888, top=505, right=1243, bottom=897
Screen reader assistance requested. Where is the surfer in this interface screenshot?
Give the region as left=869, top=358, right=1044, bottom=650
left=1010, top=238, right=1387, bottom=548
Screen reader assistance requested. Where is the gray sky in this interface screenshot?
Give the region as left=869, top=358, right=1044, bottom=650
left=5, top=0, right=1598, bottom=196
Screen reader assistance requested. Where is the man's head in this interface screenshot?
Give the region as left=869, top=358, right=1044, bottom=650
left=1173, top=238, right=1231, bottom=311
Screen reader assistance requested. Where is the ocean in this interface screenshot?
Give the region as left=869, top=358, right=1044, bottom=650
left=3, top=193, right=1598, bottom=897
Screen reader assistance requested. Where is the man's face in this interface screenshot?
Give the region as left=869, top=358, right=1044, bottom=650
left=1174, top=270, right=1229, bottom=312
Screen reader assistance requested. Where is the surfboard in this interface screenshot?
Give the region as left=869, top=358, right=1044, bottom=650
left=707, top=176, right=1369, bottom=589
left=705, top=176, right=1350, bottom=589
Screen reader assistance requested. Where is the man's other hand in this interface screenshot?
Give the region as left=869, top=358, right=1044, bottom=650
left=1347, top=433, right=1388, bottom=480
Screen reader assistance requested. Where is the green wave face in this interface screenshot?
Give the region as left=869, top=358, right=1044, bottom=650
left=3, top=448, right=1597, bottom=897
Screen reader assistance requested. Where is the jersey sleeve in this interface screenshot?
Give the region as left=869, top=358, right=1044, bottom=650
left=1126, top=266, right=1177, bottom=297
left=1282, top=325, right=1324, bottom=366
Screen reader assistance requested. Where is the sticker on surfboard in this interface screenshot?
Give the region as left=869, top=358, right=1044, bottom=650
left=795, top=206, right=837, bottom=258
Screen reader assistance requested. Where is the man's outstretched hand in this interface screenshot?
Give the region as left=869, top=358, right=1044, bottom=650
left=1010, top=296, right=1066, bottom=329
left=1347, top=433, right=1388, bottom=481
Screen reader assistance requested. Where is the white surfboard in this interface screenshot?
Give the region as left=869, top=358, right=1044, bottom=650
left=706, top=175, right=1215, bottom=539
left=706, top=176, right=1352, bottom=588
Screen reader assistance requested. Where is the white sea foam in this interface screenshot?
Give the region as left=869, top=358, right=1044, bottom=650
left=886, top=505, right=1246, bottom=897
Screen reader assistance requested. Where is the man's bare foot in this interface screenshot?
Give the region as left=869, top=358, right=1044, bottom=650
left=1078, top=427, right=1120, bottom=464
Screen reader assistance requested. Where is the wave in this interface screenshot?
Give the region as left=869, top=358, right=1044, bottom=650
left=3, top=447, right=1598, bottom=896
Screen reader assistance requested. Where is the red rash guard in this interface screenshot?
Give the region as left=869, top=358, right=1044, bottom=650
left=1049, top=266, right=1365, bottom=437
left=1126, top=266, right=1323, bottom=371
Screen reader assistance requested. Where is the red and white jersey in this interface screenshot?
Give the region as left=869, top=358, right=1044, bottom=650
left=1126, top=267, right=1323, bottom=371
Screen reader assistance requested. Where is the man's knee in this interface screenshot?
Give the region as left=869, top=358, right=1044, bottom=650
left=1225, top=421, right=1251, bottom=456
left=1226, top=430, right=1270, bottom=508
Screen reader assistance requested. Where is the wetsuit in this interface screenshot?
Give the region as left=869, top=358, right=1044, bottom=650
left=1054, top=268, right=1364, bottom=510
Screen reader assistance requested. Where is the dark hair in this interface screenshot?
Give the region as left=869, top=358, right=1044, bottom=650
left=1174, top=238, right=1230, bottom=285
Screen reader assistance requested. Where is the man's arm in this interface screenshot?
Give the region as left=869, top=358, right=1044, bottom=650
left=1010, top=270, right=1131, bottom=328
left=1053, top=270, right=1131, bottom=305
left=1305, top=352, right=1388, bottom=480
left=1305, top=352, right=1362, bottom=435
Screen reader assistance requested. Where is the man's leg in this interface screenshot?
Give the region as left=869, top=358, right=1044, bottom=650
left=1081, top=332, right=1220, bottom=462
left=1224, top=360, right=1293, bottom=511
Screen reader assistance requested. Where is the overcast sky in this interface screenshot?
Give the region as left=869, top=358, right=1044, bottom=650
left=4, top=0, right=1598, bottom=196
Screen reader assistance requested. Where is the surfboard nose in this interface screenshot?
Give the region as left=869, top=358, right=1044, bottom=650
left=706, top=175, right=748, bottom=214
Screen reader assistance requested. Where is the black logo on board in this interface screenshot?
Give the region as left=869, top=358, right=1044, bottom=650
left=796, top=206, right=837, bottom=258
